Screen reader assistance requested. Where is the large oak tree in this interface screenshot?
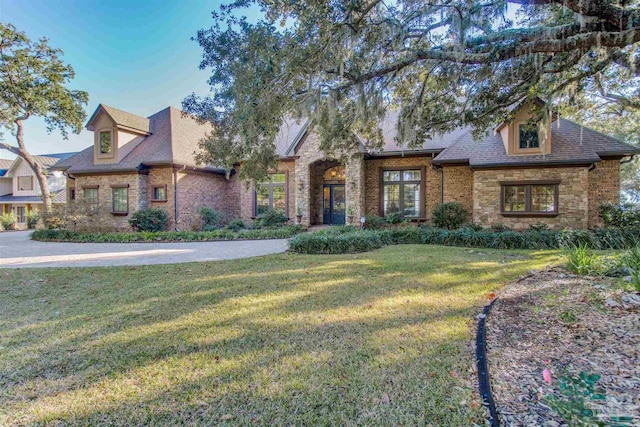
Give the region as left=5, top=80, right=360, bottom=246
left=0, top=23, right=88, bottom=212
left=184, top=0, right=640, bottom=181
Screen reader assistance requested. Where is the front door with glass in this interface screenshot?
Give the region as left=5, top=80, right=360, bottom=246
left=323, top=184, right=346, bottom=225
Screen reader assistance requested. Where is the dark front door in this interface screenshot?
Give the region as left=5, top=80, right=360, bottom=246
left=323, top=184, right=346, bottom=225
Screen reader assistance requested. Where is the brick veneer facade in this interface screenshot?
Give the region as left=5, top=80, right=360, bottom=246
left=442, top=166, right=474, bottom=222
left=473, top=166, right=590, bottom=230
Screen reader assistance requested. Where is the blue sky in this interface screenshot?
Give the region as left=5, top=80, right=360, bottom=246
left=0, top=0, right=259, bottom=158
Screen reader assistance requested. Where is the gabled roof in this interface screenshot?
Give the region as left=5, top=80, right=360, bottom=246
left=5, top=153, right=78, bottom=175
left=0, top=159, right=12, bottom=177
left=54, top=107, right=222, bottom=174
left=432, top=118, right=640, bottom=167
left=86, top=104, right=151, bottom=134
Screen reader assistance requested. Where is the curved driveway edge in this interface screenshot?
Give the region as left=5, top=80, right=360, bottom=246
left=0, top=231, right=289, bottom=268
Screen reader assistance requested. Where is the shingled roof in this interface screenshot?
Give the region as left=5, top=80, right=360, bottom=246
left=54, top=107, right=220, bottom=174
left=432, top=118, right=640, bottom=167
left=86, top=104, right=151, bottom=134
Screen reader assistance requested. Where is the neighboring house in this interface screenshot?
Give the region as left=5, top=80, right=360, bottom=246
left=0, top=153, right=74, bottom=228
left=55, top=101, right=640, bottom=232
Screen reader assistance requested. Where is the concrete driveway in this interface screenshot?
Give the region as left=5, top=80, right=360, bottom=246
left=0, top=231, right=289, bottom=268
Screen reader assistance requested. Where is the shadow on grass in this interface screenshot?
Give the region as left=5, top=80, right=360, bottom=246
left=0, top=245, right=560, bottom=425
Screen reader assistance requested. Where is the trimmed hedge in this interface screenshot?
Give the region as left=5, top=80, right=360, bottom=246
left=31, top=225, right=303, bottom=243
left=289, top=226, right=640, bottom=254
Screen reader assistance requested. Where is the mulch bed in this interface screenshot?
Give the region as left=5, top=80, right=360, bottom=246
left=486, top=267, right=640, bottom=426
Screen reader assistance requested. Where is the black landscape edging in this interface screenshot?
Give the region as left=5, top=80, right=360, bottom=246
left=476, top=298, right=500, bottom=427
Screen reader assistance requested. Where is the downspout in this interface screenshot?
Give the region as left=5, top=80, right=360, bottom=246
left=432, top=163, right=444, bottom=203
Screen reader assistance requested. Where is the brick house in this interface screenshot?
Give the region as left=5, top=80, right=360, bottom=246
left=55, top=102, right=639, bottom=231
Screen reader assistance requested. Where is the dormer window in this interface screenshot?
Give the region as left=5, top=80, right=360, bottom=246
left=518, top=124, right=539, bottom=149
left=99, top=131, right=113, bottom=155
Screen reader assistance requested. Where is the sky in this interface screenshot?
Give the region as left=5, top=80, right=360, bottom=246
left=0, top=0, right=260, bottom=158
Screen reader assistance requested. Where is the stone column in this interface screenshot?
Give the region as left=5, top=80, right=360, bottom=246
left=346, top=154, right=366, bottom=224
left=295, top=162, right=311, bottom=227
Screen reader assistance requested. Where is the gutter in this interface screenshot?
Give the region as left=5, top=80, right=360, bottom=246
left=173, top=166, right=185, bottom=231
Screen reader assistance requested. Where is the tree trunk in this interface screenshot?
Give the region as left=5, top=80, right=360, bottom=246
left=13, top=118, right=53, bottom=213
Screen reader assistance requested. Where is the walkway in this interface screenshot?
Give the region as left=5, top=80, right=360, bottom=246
left=0, top=231, right=289, bottom=268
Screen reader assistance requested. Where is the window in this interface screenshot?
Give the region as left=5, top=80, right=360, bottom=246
left=99, top=131, right=112, bottom=155
left=14, top=206, right=26, bottom=223
left=112, top=187, right=128, bottom=213
left=151, top=186, right=167, bottom=201
left=518, top=124, right=539, bottom=149
left=381, top=169, right=423, bottom=218
left=17, top=176, right=33, bottom=191
left=256, top=173, right=286, bottom=215
left=501, top=182, right=558, bottom=215
left=83, top=187, right=98, bottom=210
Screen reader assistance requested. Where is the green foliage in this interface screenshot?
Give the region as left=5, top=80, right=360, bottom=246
left=530, top=222, right=550, bottom=232
left=252, top=209, right=288, bottom=228
left=544, top=371, right=633, bottom=427
left=25, top=210, right=39, bottom=229
left=184, top=1, right=637, bottom=181
left=289, top=231, right=384, bottom=254
left=42, top=214, right=66, bottom=230
left=385, top=212, right=402, bottom=224
left=128, top=208, right=169, bottom=232
left=226, top=218, right=246, bottom=232
left=621, top=246, right=640, bottom=291
left=0, top=212, right=16, bottom=230
left=364, top=215, right=387, bottom=230
left=30, top=225, right=303, bottom=243
left=290, top=226, right=640, bottom=254
left=598, top=203, right=640, bottom=228
left=199, top=207, right=227, bottom=231
left=566, top=244, right=602, bottom=275
left=431, top=202, right=468, bottom=230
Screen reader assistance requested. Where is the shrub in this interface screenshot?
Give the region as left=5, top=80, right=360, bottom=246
left=0, top=212, right=16, bottom=230
left=598, top=202, right=640, bottom=227
left=198, top=207, right=227, bottom=231
left=566, top=244, right=602, bottom=275
left=289, top=230, right=384, bottom=254
left=253, top=209, right=288, bottom=228
left=490, top=223, right=511, bottom=232
left=621, top=246, right=640, bottom=291
left=226, top=218, right=245, bottom=232
left=431, top=202, right=468, bottom=230
left=128, top=208, right=169, bottom=232
left=385, top=212, right=402, bottom=224
left=24, top=210, right=39, bottom=229
left=364, top=215, right=387, bottom=230
left=529, top=222, right=549, bottom=231
left=42, top=214, right=66, bottom=230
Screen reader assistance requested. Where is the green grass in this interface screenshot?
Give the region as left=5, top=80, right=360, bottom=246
left=0, top=246, right=561, bottom=426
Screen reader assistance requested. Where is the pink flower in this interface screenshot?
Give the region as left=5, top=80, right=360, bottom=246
left=542, top=368, right=552, bottom=384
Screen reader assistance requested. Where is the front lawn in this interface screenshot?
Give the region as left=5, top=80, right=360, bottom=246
left=0, top=246, right=560, bottom=426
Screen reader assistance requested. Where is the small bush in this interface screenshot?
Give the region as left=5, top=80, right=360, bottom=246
left=621, top=246, right=640, bottom=291
left=25, top=210, right=39, bottom=229
left=431, top=202, right=468, bottom=230
left=566, top=244, right=602, bottom=275
left=385, top=212, right=402, bottom=224
left=0, top=212, right=16, bottom=230
left=365, top=215, right=387, bottom=230
left=598, top=202, right=640, bottom=227
left=253, top=209, right=288, bottom=228
left=529, top=222, right=549, bottom=231
left=289, top=230, right=384, bottom=254
left=226, top=218, right=245, bottom=232
left=490, top=223, right=511, bottom=232
left=128, top=208, right=169, bottom=232
left=199, top=207, right=227, bottom=231
left=42, top=214, right=66, bottom=230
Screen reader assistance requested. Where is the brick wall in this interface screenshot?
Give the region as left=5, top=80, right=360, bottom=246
left=147, top=167, right=175, bottom=229
left=473, top=167, right=590, bottom=230
left=364, top=156, right=439, bottom=219
left=72, top=173, right=141, bottom=231
left=442, top=166, right=473, bottom=221
left=588, top=160, right=620, bottom=228
left=175, top=170, right=233, bottom=231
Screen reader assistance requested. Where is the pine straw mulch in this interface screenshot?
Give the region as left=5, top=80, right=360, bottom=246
left=485, top=267, right=640, bottom=426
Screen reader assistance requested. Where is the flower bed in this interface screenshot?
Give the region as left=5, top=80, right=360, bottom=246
left=289, top=226, right=640, bottom=254
left=31, top=225, right=303, bottom=243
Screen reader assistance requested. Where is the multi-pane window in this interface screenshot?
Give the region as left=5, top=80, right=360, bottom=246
left=17, top=176, right=33, bottom=191
left=502, top=183, right=558, bottom=214
left=256, top=173, right=286, bottom=215
left=152, top=186, right=166, bottom=201
left=519, top=124, right=539, bottom=149
left=84, top=187, right=98, bottom=210
left=381, top=169, right=422, bottom=218
left=99, top=131, right=112, bottom=155
left=112, top=187, right=128, bottom=213
left=14, top=206, right=26, bottom=223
